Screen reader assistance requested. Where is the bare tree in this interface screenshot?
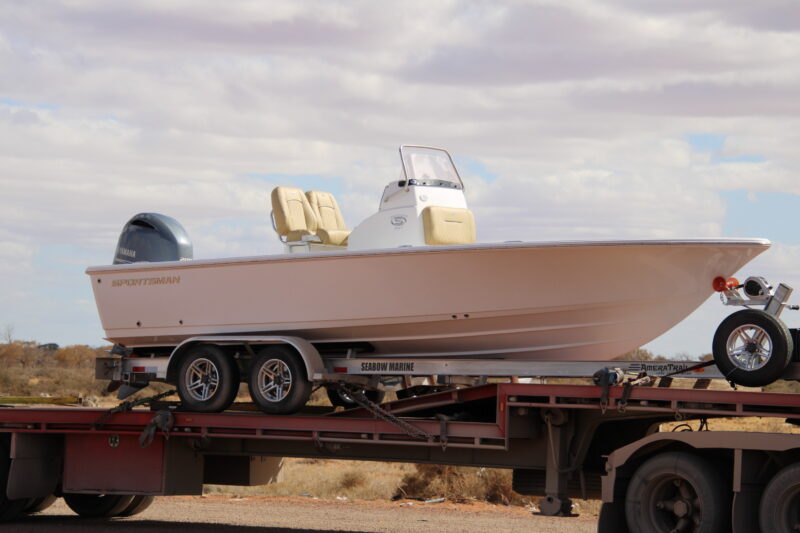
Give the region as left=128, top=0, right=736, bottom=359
left=2, top=324, right=14, bottom=344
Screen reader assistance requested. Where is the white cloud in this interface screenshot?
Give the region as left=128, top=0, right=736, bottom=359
left=0, top=240, right=35, bottom=275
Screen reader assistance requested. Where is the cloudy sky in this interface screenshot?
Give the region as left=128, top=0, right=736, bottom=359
left=1, top=0, right=799, bottom=357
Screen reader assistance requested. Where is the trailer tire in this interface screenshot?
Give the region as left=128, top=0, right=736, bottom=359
left=23, top=494, right=57, bottom=514
left=0, top=435, right=29, bottom=522
left=63, top=493, right=136, bottom=518
left=176, top=345, right=239, bottom=413
left=598, top=501, right=630, bottom=533
left=759, top=463, right=800, bottom=533
left=248, top=346, right=311, bottom=415
left=712, top=309, right=792, bottom=387
left=625, top=451, right=728, bottom=533
left=119, top=495, right=155, bottom=517
left=326, top=386, right=385, bottom=408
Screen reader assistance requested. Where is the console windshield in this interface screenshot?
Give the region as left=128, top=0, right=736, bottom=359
left=399, top=146, right=463, bottom=189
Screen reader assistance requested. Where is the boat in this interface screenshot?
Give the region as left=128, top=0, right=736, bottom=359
left=87, top=146, right=770, bottom=362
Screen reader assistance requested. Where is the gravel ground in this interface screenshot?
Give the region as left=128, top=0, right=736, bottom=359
left=12, top=496, right=598, bottom=533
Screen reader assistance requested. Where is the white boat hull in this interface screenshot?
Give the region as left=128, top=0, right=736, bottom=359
left=87, top=239, right=769, bottom=361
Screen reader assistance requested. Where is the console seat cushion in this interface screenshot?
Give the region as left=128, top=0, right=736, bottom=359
left=422, top=206, right=476, bottom=245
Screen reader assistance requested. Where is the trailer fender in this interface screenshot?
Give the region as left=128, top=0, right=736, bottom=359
left=165, top=336, right=326, bottom=383
left=601, top=431, right=800, bottom=504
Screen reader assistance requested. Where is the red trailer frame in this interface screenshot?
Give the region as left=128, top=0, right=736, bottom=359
left=2, top=382, right=800, bottom=532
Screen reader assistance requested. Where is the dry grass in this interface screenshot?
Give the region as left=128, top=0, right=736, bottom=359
left=205, top=459, right=605, bottom=515
left=396, top=464, right=525, bottom=505
left=0, top=365, right=109, bottom=399
left=205, top=459, right=416, bottom=500
left=662, top=416, right=800, bottom=434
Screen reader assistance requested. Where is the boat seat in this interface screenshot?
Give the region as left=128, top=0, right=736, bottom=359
left=305, top=190, right=351, bottom=246
left=271, top=186, right=319, bottom=242
left=421, top=206, right=476, bottom=245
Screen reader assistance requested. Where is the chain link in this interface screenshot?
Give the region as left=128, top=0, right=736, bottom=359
left=338, top=383, right=431, bottom=441
left=94, top=389, right=177, bottom=429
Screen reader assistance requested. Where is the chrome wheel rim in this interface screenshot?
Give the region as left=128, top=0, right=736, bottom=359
left=726, top=324, right=772, bottom=371
left=184, top=357, right=220, bottom=402
left=257, top=359, right=292, bottom=402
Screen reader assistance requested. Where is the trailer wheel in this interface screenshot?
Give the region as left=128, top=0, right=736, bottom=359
left=625, top=451, right=728, bottom=533
left=712, top=309, right=792, bottom=387
left=119, top=495, right=155, bottom=517
left=177, top=345, right=239, bottom=412
left=326, top=385, right=385, bottom=408
left=759, top=463, right=800, bottom=533
left=598, top=501, right=630, bottom=533
left=248, top=346, right=311, bottom=414
left=63, top=493, right=136, bottom=518
left=23, top=494, right=57, bottom=514
left=0, top=435, right=28, bottom=522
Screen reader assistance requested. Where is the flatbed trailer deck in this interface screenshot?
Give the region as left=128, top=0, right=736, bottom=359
left=1, top=382, right=800, bottom=532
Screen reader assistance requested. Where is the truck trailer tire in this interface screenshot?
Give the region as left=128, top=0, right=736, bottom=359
left=248, top=346, right=311, bottom=415
left=759, top=462, right=800, bottom=533
left=0, top=435, right=29, bottom=522
left=23, top=494, right=57, bottom=514
left=712, top=309, right=792, bottom=387
left=176, top=344, right=239, bottom=412
left=624, top=451, right=728, bottom=533
left=597, top=501, right=630, bottom=533
left=119, top=495, right=155, bottom=517
left=63, top=493, right=136, bottom=518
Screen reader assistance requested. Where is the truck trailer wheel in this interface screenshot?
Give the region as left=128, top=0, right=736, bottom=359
left=625, top=451, right=728, bottom=533
left=119, top=495, right=155, bottom=517
left=23, top=494, right=57, bottom=514
left=248, top=346, right=311, bottom=415
left=0, top=435, right=29, bottom=522
left=176, top=345, right=239, bottom=412
left=712, top=309, right=792, bottom=387
left=63, top=493, right=136, bottom=518
left=759, top=463, right=800, bottom=533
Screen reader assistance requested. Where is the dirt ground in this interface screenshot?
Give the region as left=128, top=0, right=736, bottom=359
left=12, top=495, right=598, bottom=533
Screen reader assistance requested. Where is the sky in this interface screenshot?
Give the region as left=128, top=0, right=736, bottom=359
left=1, top=1, right=799, bottom=357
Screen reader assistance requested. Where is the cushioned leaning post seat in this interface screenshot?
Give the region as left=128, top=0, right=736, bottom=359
left=305, top=190, right=351, bottom=246
left=270, top=186, right=319, bottom=242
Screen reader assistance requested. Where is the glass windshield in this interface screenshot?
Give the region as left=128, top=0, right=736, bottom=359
left=399, top=146, right=463, bottom=188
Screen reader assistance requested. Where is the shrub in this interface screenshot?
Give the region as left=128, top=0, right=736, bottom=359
left=338, top=470, right=366, bottom=490
left=395, top=464, right=526, bottom=505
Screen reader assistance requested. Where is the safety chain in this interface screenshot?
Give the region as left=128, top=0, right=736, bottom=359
left=337, top=383, right=431, bottom=441
left=94, top=389, right=177, bottom=429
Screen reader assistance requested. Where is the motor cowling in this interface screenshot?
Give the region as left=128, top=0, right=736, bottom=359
left=113, top=213, right=193, bottom=264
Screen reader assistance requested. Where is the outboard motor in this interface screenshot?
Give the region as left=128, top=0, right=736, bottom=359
left=113, top=213, right=193, bottom=264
